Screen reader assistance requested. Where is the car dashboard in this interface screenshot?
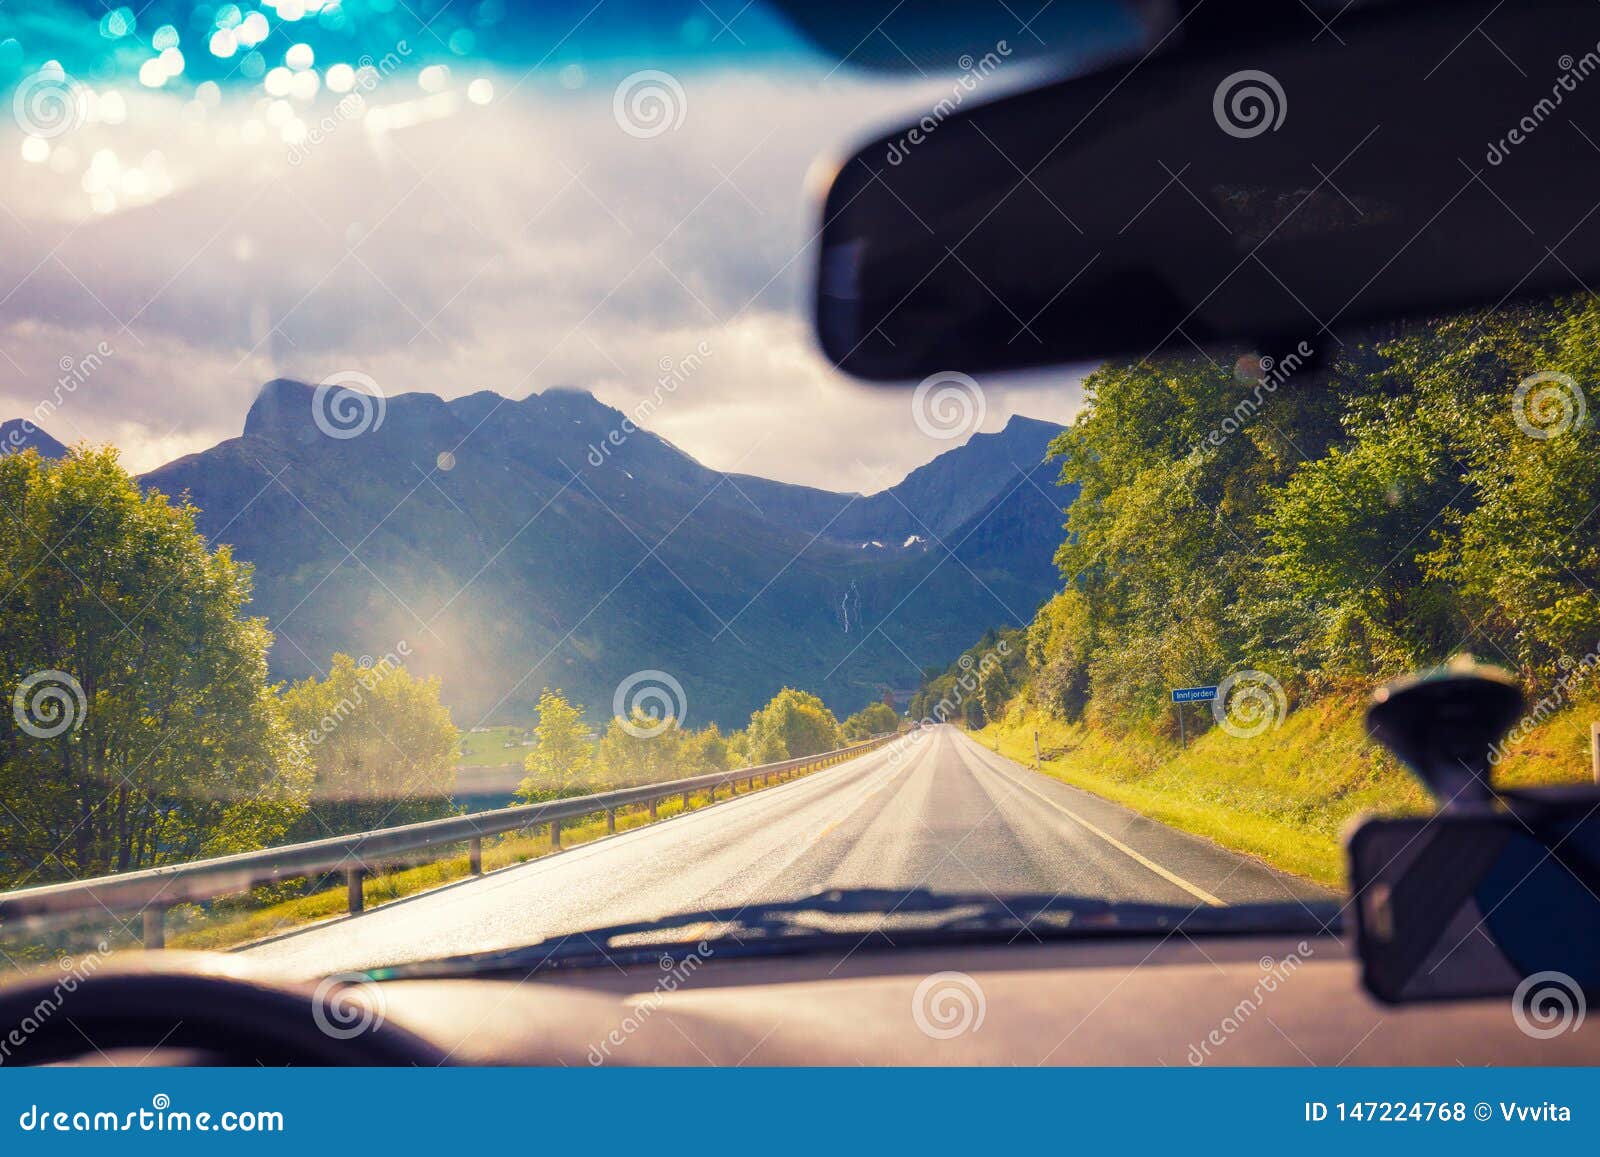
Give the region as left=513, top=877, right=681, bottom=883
left=362, top=934, right=1589, bottom=1066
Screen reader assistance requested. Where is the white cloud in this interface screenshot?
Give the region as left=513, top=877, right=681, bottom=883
left=0, top=64, right=1087, bottom=484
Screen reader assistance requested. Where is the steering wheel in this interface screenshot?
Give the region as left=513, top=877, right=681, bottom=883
left=0, top=952, right=448, bottom=1066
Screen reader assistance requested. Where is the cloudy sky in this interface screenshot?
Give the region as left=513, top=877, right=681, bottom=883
left=0, top=2, right=1087, bottom=493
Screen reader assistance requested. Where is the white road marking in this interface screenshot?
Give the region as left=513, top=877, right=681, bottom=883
left=956, top=733, right=1225, bottom=907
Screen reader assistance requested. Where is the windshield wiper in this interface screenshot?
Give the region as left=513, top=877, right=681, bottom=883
left=369, top=888, right=1342, bottom=980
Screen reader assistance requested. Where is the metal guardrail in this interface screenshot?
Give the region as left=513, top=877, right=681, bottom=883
left=0, top=735, right=895, bottom=948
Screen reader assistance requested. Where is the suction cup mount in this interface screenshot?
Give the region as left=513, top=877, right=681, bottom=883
left=1365, top=658, right=1525, bottom=809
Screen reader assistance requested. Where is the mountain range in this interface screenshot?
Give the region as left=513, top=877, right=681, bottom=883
left=14, top=383, right=1075, bottom=727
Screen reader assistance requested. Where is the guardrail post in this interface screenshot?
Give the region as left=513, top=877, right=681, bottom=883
left=550, top=819, right=562, bottom=850
left=606, top=808, right=616, bottom=834
left=468, top=837, right=482, bottom=875
left=346, top=867, right=365, bottom=915
left=682, top=790, right=690, bottom=809
left=649, top=798, right=659, bottom=819
left=142, top=906, right=166, bottom=950
left=708, top=784, right=716, bottom=802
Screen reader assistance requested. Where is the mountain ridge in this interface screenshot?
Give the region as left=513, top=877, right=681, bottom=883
left=12, top=382, right=1076, bottom=726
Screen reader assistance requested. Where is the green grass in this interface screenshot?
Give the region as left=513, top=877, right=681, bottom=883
left=977, top=687, right=1600, bottom=888
left=455, top=725, right=533, bottom=768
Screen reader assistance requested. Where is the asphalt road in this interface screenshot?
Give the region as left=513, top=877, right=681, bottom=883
left=244, top=725, right=1330, bottom=974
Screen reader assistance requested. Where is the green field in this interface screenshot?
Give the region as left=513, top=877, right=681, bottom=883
left=455, top=724, right=534, bottom=768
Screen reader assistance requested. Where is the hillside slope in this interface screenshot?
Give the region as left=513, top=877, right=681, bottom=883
left=976, top=691, right=1599, bottom=887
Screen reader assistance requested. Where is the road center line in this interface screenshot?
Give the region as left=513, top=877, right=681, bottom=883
left=957, top=734, right=1225, bottom=907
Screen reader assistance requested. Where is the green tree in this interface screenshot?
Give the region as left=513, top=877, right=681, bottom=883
left=1264, top=432, right=1467, bottom=671
left=978, top=660, right=1011, bottom=722
left=1025, top=590, right=1094, bottom=719
left=842, top=701, right=899, bottom=739
left=722, top=727, right=752, bottom=770
left=1425, top=303, right=1600, bottom=676
left=745, top=688, right=841, bottom=761
left=595, top=710, right=682, bottom=787
left=280, top=652, right=459, bottom=838
left=963, top=696, right=987, bottom=729
left=679, top=722, right=730, bottom=773
left=517, top=689, right=596, bottom=801
left=0, top=447, right=306, bottom=885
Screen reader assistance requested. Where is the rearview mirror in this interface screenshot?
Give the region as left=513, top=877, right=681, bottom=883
left=814, top=0, right=1600, bottom=379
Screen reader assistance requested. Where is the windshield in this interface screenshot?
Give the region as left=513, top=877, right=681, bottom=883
left=0, top=1, right=1591, bottom=973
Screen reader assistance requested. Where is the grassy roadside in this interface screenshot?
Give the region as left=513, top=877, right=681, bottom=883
left=975, top=688, right=1600, bottom=888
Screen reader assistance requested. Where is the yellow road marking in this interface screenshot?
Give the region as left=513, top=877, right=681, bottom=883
left=806, top=744, right=918, bottom=846
left=968, top=741, right=1225, bottom=907
left=809, top=819, right=841, bottom=846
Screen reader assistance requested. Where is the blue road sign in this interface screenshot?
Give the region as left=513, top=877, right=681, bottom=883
left=1171, top=685, right=1219, bottom=703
